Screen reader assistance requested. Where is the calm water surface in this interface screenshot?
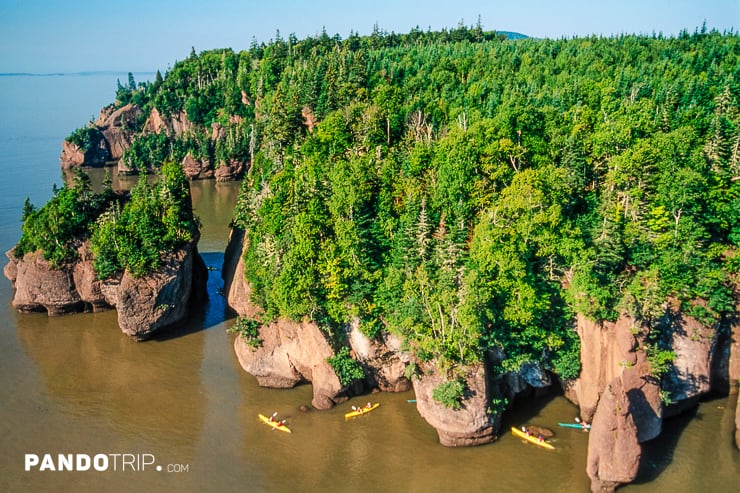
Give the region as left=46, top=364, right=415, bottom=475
left=0, top=74, right=737, bottom=492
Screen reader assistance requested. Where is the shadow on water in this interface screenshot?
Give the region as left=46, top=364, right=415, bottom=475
left=502, top=386, right=563, bottom=430
left=632, top=405, right=697, bottom=485
left=151, top=251, right=236, bottom=342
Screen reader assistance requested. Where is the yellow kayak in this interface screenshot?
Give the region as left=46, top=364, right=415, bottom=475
left=344, top=403, right=380, bottom=419
left=258, top=413, right=291, bottom=433
left=511, top=426, right=555, bottom=450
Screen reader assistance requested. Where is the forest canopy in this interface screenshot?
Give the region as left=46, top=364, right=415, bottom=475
left=16, top=163, right=198, bottom=279
left=81, top=25, right=740, bottom=379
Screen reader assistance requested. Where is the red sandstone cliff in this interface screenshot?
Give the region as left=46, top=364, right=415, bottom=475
left=4, top=240, right=206, bottom=340
left=61, top=104, right=245, bottom=181
left=412, top=362, right=498, bottom=446
left=222, top=225, right=740, bottom=471
left=565, top=306, right=738, bottom=492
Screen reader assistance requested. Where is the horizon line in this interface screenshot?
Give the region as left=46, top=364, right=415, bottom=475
left=0, top=70, right=156, bottom=77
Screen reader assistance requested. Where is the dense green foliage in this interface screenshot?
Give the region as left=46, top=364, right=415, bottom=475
left=90, top=161, right=198, bottom=278
left=68, top=25, right=740, bottom=380
left=17, top=164, right=198, bottom=278
left=326, top=347, right=365, bottom=386
left=15, top=170, right=115, bottom=266
left=230, top=28, right=738, bottom=379
left=66, top=125, right=103, bottom=153
left=432, top=378, right=465, bottom=409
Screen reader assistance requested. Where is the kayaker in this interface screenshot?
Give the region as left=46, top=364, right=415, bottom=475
left=366, top=402, right=373, bottom=409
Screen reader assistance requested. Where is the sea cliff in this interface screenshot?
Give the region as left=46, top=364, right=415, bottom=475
left=61, top=103, right=245, bottom=181
left=4, top=240, right=206, bottom=340
left=222, top=226, right=740, bottom=491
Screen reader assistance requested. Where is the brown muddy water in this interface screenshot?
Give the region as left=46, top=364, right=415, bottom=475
left=2, top=179, right=738, bottom=493
left=0, top=75, right=737, bottom=492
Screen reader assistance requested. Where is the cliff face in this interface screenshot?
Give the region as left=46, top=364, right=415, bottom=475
left=566, top=306, right=737, bottom=492
left=4, top=241, right=206, bottom=340
left=223, top=227, right=530, bottom=445
left=222, top=223, right=740, bottom=468
left=223, top=228, right=347, bottom=408
left=413, top=362, right=498, bottom=446
left=61, top=105, right=245, bottom=181
left=347, top=321, right=411, bottom=392
left=60, top=104, right=141, bottom=169
left=233, top=319, right=346, bottom=410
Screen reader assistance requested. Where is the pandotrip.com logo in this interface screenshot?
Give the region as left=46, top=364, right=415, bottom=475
left=25, top=453, right=190, bottom=473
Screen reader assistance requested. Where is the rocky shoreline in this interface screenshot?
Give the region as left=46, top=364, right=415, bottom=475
left=221, top=226, right=740, bottom=492
left=60, top=103, right=245, bottom=182
left=4, top=239, right=206, bottom=340
left=5, top=209, right=738, bottom=491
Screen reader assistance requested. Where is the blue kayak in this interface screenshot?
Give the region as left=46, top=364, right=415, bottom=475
left=558, top=422, right=590, bottom=429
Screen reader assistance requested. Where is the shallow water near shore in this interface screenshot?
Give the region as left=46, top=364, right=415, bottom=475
left=0, top=73, right=737, bottom=492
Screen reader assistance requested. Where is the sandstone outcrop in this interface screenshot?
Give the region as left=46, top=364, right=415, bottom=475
left=412, top=362, right=497, bottom=447
left=563, top=313, right=638, bottom=422
left=662, top=310, right=717, bottom=417
left=61, top=103, right=245, bottom=181
left=99, top=104, right=141, bottom=162
left=115, top=242, right=206, bottom=339
left=224, top=227, right=345, bottom=409
left=60, top=140, right=107, bottom=169
left=60, top=104, right=140, bottom=169
left=732, top=302, right=740, bottom=449
left=565, top=304, right=740, bottom=491
left=222, top=228, right=258, bottom=318
left=223, top=226, right=512, bottom=445
left=182, top=153, right=215, bottom=180
left=736, top=392, right=740, bottom=449
left=214, top=160, right=245, bottom=182
left=143, top=107, right=193, bottom=136
left=348, top=320, right=411, bottom=392
left=233, top=319, right=346, bottom=410
left=4, top=241, right=206, bottom=340
left=586, top=372, right=642, bottom=493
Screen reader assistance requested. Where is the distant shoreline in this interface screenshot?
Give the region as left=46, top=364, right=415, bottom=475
left=0, top=71, right=156, bottom=77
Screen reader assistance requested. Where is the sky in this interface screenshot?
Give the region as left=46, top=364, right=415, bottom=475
left=0, top=0, right=737, bottom=73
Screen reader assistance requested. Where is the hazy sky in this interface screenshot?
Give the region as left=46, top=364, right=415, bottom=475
left=1, top=0, right=737, bottom=73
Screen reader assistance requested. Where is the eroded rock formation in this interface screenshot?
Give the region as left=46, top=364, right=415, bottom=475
left=348, top=320, right=411, bottom=392
left=182, top=153, right=215, bottom=180
left=4, top=241, right=206, bottom=340
left=565, top=303, right=740, bottom=491
left=412, top=362, right=497, bottom=447
left=222, top=223, right=740, bottom=463
left=233, top=319, right=346, bottom=410
left=61, top=104, right=245, bottom=181
left=224, top=227, right=346, bottom=408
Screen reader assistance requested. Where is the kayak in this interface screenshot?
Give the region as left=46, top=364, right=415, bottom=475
left=345, top=403, right=380, bottom=419
left=511, top=427, right=555, bottom=450
left=558, top=422, right=591, bottom=430
left=258, top=413, right=291, bottom=433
